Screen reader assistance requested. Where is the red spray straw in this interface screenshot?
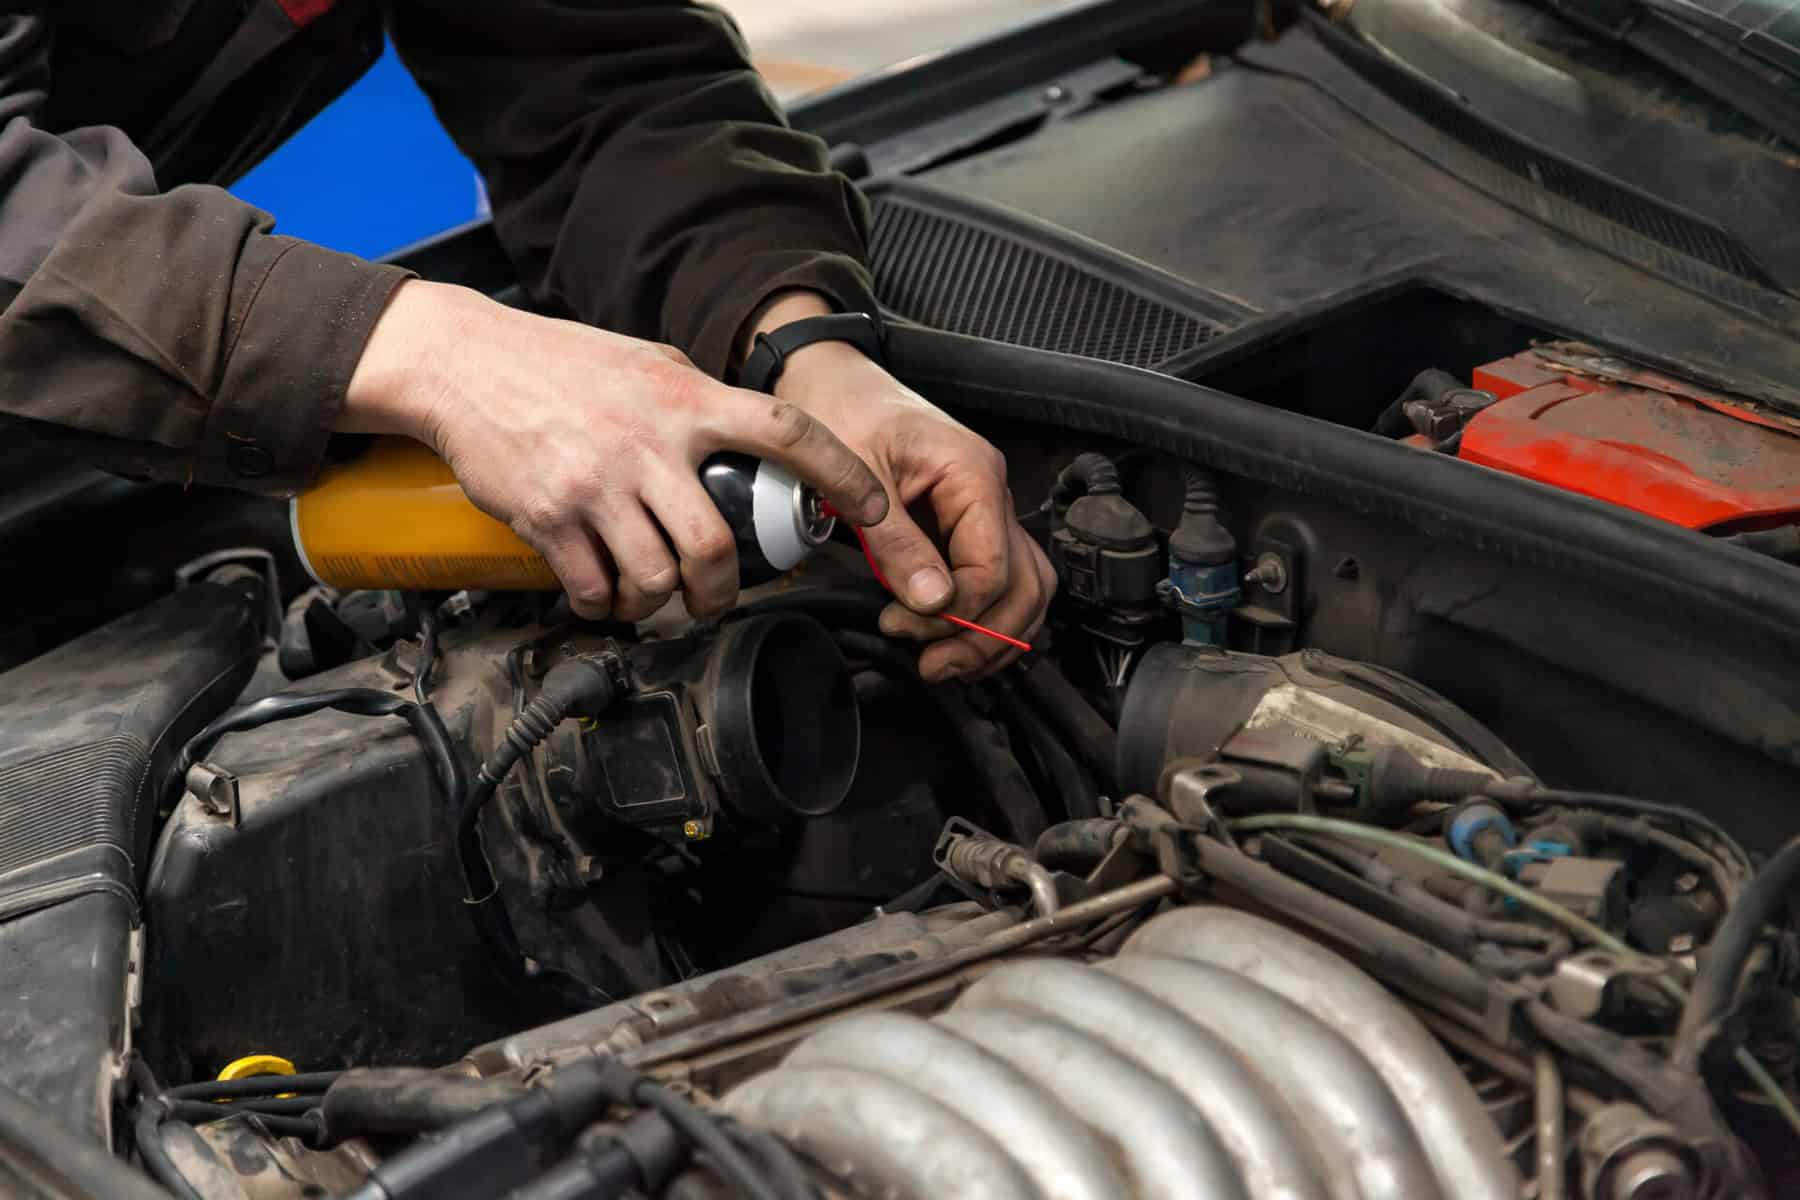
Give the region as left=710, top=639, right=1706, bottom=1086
left=822, top=504, right=1032, bottom=652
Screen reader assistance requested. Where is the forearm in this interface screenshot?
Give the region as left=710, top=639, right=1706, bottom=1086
left=0, top=13, right=410, bottom=493
left=389, top=0, right=877, bottom=379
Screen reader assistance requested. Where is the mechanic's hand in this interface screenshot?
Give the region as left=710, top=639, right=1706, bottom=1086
left=341, top=280, right=889, bottom=621
left=761, top=303, right=1056, bottom=682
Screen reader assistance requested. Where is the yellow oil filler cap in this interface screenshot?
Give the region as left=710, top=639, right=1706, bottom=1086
left=217, top=1053, right=296, bottom=1081
left=215, top=1053, right=299, bottom=1101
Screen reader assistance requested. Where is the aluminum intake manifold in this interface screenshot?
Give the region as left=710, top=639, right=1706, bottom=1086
left=722, top=907, right=1521, bottom=1200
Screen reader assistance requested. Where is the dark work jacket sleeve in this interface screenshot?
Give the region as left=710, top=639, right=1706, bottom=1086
left=0, top=11, right=412, bottom=494
left=386, top=0, right=878, bottom=380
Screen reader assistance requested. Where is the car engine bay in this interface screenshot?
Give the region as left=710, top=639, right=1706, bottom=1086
left=1, top=315, right=1796, bottom=1200
left=5, top=0, right=1800, bottom=1191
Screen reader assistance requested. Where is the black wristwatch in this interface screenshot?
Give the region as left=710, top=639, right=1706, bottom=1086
left=740, top=311, right=884, bottom=394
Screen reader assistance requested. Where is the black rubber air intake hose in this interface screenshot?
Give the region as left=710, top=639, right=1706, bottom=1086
left=1671, top=833, right=1800, bottom=1070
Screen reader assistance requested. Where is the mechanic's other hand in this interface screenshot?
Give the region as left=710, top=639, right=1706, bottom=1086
left=773, top=336, right=1056, bottom=682
left=341, top=281, right=889, bottom=621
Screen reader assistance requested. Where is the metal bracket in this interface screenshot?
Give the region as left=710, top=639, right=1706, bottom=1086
left=186, top=761, right=240, bottom=825
left=1165, top=763, right=1242, bottom=833
left=1234, top=536, right=1301, bottom=655
left=627, top=991, right=706, bottom=1039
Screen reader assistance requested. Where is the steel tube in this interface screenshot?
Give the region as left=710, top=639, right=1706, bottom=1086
left=784, top=1012, right=1127, bottom=1200
left=935, top=1008, right=1249, bottom=1200
left=1124, top=908, right=1520, bottom=1200
left=1018, top=859, right=1062, bottom=918
left=1536, top=1051, right=1567, bottom=1200
left=721, top=1065, right=1038, bottom=1200
left=1101, top=955, right=1441, bottom=1200
left=957, top=959, right=1331, bottom=1200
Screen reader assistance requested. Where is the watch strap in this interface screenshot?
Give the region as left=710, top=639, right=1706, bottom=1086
left=740, top=312, right=884, bottom=394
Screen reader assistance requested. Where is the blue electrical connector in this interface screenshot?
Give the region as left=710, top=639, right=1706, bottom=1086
left=1166, top=558, right=1240, bottom=645
left=1164, top=467, right=1239, bottom=645
left=1446, top=800, right=1518, bottom=865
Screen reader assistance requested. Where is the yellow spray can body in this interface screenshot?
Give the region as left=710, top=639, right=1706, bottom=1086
left=290, top=437, right=558, bottom=590
left=291, top=437, right=835, bottom=592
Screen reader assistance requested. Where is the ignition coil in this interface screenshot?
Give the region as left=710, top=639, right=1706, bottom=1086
left=1163, top=466, right=1239, bottom=646
left=1047, top=453, right=1165, bottom=651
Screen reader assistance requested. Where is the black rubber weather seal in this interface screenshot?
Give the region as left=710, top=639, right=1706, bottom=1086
left=886, top=324, right=1800, bottom=654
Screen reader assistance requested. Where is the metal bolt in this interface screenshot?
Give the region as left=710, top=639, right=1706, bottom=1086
left=1667, top=933, right=1695, bottom=955
left=682, top=820, right=706, bottom=841
left=1041, top=84, right=1070, bottom=103
left=1672, top=872, right=1699, bottom=894
left=1246, top=552, right=1289, bottom=595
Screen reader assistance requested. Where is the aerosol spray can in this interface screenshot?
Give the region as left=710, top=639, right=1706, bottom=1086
left=289, top=437, right=835, bottom=591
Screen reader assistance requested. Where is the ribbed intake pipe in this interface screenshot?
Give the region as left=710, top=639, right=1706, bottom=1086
left=722, top=907, right=1521, bottom=1200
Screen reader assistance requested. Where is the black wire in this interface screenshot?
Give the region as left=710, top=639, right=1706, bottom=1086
left=453, top=655, right=621, bottom=1011
left=217, top=1096, right=322, bottom=1117
left=1501, top=788, right=1753, bottom=875
left=167, top=1100, right=323, bottom=1140
left=133, top=1102, right=204, bottom=1200
left=634, top=1081, right=782, bottom=1200
left=176, top=606, right=602, bottom=1010
left=718, top=1116, right=816, bottom=1200
left=414, top=608, right=439, bottom=704
left=1577, top=813, right=1744, bottom=904
left=168, top=1071, right=341, bottom=1101
left=172, top=686, right=415, bottom=790
left=128, top=1060, right=206, bottom=1200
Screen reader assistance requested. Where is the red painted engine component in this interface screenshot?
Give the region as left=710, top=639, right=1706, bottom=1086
left=1456, top=348, right=1800, bottom=530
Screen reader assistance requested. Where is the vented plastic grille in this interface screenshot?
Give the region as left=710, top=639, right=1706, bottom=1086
left=1323, top=21, right=1781, bottom=296
left=1434, top=100, right=1770, bottom=285
left=869, top=197, right=1221, bottom=369
left=0, top=734, right=147, bottom=879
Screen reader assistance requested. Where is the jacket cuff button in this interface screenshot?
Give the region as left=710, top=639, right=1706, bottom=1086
left=228, top=443, right=275, bottom=479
